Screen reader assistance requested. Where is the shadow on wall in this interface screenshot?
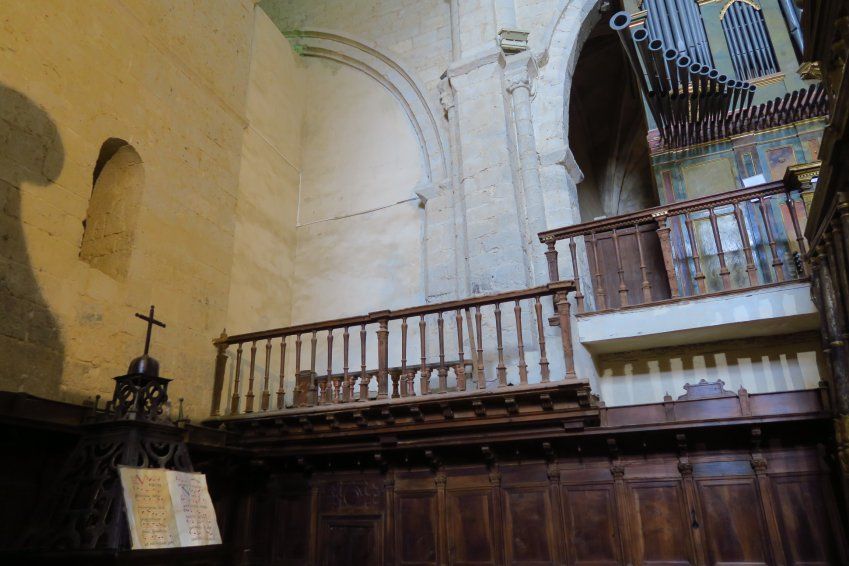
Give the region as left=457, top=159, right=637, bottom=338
left=0, top=84, right=65, bottom=398
left=595, top=332, right=823, bottom=406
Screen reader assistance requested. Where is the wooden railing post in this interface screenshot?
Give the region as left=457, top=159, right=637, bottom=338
left=210, top=330, right=228, bottom=417
left=654, top=212, right=680, bottom=298
left=372, top=311, right=391, bottom=400
left=549, top=282, right=576, bottom=379
left=544, top=240, right=560, bottom=282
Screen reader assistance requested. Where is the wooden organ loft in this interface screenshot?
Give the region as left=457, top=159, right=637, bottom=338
left=3, top=2, right=849, bottom=565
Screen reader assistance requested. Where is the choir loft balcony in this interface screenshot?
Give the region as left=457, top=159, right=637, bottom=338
left=539, top=170, right=820, bottom=355
left=204, top=282, right=599, bottom=447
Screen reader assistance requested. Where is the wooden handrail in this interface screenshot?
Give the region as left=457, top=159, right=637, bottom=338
left=538, top=179, right=813, bottom=313
left=539, top=181, right=786, bottom=242
left=217, top=282, right=574, bottom=345
left=211, top=281, right=577, bottom=417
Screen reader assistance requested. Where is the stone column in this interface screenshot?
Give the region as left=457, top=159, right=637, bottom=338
left=439, top=77, right=471, bottom=297
left=506, top=54, right=549, bottom=285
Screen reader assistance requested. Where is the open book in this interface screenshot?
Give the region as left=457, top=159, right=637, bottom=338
left=119, top=466, right=222, bottom=549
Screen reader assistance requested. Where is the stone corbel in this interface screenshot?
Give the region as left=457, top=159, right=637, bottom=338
left=539, top=145, right=584, bottom=184
left=414, top=179, right=439, bottom=205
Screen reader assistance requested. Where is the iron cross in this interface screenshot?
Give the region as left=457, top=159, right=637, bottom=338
left=135, top=305, right=166, bottom=356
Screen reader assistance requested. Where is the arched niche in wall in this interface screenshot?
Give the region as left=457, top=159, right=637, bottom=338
left=79, top=138, right=144, bottom=281
left=567, top=15, right=655, bottom=222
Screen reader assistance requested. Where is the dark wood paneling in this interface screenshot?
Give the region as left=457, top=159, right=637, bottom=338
left=396, top=492, right=438, bottom=565
left=446, top=489, right=497, bottom=565
left=561, top=482, right=621, bottom=565
left=697, top=477, right=770, bottom=565
left=771, top=473, right=842, bottom=565
left=319, top=516, right=382, bottom=566
left=271, top=493, right=311, bottom=565
left=628, top=480, right=695, bottom=566
left=502, top=487, right=556, bottom=565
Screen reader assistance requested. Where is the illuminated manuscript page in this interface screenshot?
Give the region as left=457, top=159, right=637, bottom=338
left=119, top=467, right=180, bottom=549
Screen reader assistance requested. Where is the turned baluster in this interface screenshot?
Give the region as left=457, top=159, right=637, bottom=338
left=553, top=288, right=576, bottom=379
left=276, top=337, right=286, bottom=409
left=437, top=312, right=448, bottom=393
left=708, top=207, right=732, bottom=290
left=401, top=317, right=409, bottom=397
left=785, top=190, right=808, bottom=276
left=545, top=240, right=560, bottom=282
left=245, top=341, right=257, bottom=413
left=376, top=315, right=389, bottom=400
left=514, top=300, right=528, bottom=384
left=734, top=201, right=759, bottom=286
left=326, top=329, right=335, bottom=403
left=390, top=369, right=401, bottom=398
left=294, top=334, right=303, bottom=405
left=230, top=343, right=243, bottom=414
left=569, top=237, right=586, bottom=312
left=612, top=228, right=629, bottom=306
left=420, top=315, right=431, bottom=395
left=455, top=310, right=467, bottom=392
left=211, top=333, right=228, bottom=417
left=295, top=333, right=302, bottom=374
left=342, top=327, right=350, bottom=402
left=534, top=297, right=550, bottom=382
left=634, top=224, right=653, bottom=303
left=359, top=324, right=367, bottom=401
left=494, top=303, right=507, bottom=386
left=654, top=214, right=680, bottom=298
left=683, top=212, right=707, bottom=294
left=757, top=196, right=785, bottom=282
left=587, top=232, right=607, bottom=310
left=261, top=338, right=272, bottom=410
left=310, top=330, right=317, bottom=375
left=474, top=306, right=485, bottom=388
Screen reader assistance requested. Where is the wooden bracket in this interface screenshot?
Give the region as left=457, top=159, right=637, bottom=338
left=298, top=416, right=313, bottom=433
left=440, top=403, right=454, bottom=419
left=539, top=394, right=553, bottom=411
left=353, top=411, right=367, bottom=428
left=505, top=397, right=519, bottom=415
left=381, top=408, right=395, bottom=425
left=410, top=406, right=424, bottom=422
left=472, top=400, right=486, bottom=417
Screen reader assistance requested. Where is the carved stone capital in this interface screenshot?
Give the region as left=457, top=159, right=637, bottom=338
left=506, top=76, right=531, bottom=94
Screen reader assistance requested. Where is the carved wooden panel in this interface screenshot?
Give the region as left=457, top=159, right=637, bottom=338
left=396, top=492, right=438, bottom=565
left=771, top=473, right=842, bottom=565
left=696, top=477, right=770, bottom=565
left=320, top=478, right=383, bottom=513
left=628, top=479, right=695, bottom=565
left=446, top=488, right=497, bottom=565
left=319, top=515, right=382, bottom=566
left=502, top=487, right=556, bottom=565
left=561, top=482, right=621, bottom=565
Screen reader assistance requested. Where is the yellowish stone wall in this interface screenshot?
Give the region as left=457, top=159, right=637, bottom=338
left=0, top=1, right=303, bottom=418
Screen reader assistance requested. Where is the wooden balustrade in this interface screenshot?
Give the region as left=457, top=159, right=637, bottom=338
left=539, top=180, right=814, bottom=313
left=210, top=282, right=576, bottom=417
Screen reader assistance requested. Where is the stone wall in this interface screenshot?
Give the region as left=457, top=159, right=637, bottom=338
left=0, top=1, right=301, bottom=418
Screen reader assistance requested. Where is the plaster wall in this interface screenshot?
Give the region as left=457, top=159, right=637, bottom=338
left=227, top=10, right=304, bottom=335
left=291, top=58, right=426, bottom=322
left=595, top=332, right=823, bottom=406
